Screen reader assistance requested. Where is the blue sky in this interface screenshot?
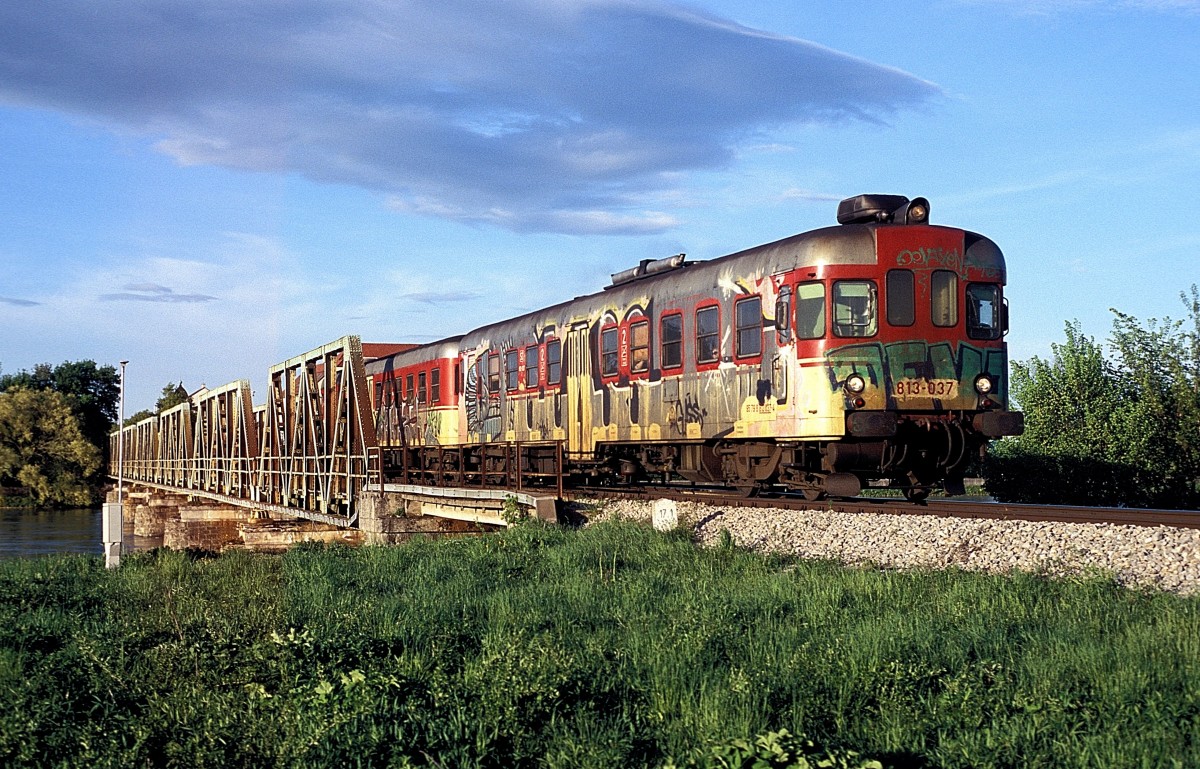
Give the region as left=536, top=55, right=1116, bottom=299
left=1, top=0, right=1197, bottom=411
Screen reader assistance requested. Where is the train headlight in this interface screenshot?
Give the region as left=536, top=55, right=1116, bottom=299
left=974, top=375, right=993, bottom=395
left=845, top=374, right=866, bottom=394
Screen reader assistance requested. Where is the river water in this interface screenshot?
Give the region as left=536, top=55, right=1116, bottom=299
left=0, top=507, right=103, bottom=558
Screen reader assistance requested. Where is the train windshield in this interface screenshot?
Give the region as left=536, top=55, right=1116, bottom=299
left=833, top=280, right=877, bottom=338
left=967, top=284, right=1003, bottom=340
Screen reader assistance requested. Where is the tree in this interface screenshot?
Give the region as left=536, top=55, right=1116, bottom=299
left=984, top=287, right=1200, bottom=509
left=0, top=388, right=101, bottom=506
left=155, top=381, right=189, bottom=413
left=123, top=409, right=155, bottom=426
left=0, top=360, right=120, bottom=451
left=123, top=382, right=190, bottom=426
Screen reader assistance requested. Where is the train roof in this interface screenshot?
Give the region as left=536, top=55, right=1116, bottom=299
left=367, top=196, right=1005, bottom=355
left=457, top=214, right=1004, bottom=347
left=363, top=336, right=464, bottom=373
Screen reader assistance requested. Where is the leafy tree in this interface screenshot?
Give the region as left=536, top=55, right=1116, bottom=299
left=985, top=287, right=1200, bottom=509
left=0, top=388, right=101, bottom=506
left=123, top=409, right=155, bottom=426
left=0, top=360, right=120, bottom=451
left=123, top=382, right=190, bottom=426
left=155, top=381, right=189, bottom=413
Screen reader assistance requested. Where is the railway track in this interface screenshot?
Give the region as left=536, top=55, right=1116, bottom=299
left=562, top=486, right=1200, bottom=530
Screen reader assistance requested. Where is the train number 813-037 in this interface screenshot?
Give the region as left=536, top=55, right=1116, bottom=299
left=893, top=379, right=960, bottom=399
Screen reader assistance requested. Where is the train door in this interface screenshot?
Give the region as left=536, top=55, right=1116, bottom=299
left=564, top=323, right=594, bottom=458
left=771, top=283, right=791, bottom=404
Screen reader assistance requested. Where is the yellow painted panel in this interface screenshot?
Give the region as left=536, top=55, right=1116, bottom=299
left=530, top=430, right=542, bottom=441
left=630, top=424, right=642, bottom=441
left=648, top=423, right=661, bottom=440
left=686, top=423, right=702, bottom=439
left=607, top=424, right=617, bottom=442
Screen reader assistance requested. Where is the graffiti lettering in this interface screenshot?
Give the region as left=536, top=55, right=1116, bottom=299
left=896, top=247, right=962, bottom=273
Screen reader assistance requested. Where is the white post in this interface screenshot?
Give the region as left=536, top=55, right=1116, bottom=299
left=652, top=498, right=679, bottom=532
left=104, top=360, right=128, bottom=569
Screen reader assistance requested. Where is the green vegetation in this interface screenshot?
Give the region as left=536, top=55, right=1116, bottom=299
left=0, top=360, right=121, bottom=506
left=0, top=360, right=120, bottom=452
left=0, top=388, right=101, bottom=507
left=985, top=286, right=1200, bottom=508
left=124, top=381, right=190, bottom=426
left=1, top=521, right=1196, bottom=768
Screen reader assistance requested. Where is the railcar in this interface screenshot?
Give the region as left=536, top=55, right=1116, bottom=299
left=373, top=194, right=1023, bottom=500
left=365, top=337, right=463, bottom=449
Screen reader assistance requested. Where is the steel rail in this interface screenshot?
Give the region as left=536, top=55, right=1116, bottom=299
left=562, top=487, right=1200, bottom=530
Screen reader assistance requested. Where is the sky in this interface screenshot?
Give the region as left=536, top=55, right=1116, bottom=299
left=1, top=0, right=1198, bottom=412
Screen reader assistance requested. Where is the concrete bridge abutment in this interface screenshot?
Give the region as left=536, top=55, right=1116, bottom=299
left=110, top=481, right=559, bottom=554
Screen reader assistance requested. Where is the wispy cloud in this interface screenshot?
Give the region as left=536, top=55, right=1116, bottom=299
left=0, top=0, right=940, bottom=235
left=400, top=291, right=482, bottom=305
left=780, top=188, right=842, bottom=202
left=99, top=284, right=219, bottom=303
left=0, top=296, right=40, bottom=307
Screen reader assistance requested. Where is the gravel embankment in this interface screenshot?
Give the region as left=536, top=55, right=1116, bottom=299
left=582, top=498, right=1200, bottom=596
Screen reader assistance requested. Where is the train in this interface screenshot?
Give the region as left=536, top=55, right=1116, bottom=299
left=365, top=194, right=1023, bottom=501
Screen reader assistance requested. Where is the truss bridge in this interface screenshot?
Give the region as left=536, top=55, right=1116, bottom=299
left=110, top=336, right=559, bottom=537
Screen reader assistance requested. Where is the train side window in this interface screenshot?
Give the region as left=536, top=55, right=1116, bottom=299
left=418, top=371, right=427, bottom=403
left=735, top=296, right=762, bottom=358
left=454, top=362, right=462, bottom=396
left=630, top=319, right=649, bottom=373
left=887, top=270, right=915, bottom=327
left=660, top=312, right=683, bottom=370
left=546, top=339, right=562, bottom=385
left=833, top=280, right=878, bottom=338
left=487, top=353, right=500, bottom=393
left=505, top=350, right=519, bottom=391
left=696, top=305, right=720, bottom=364
left=431, top=367, right=441, bottom=404
left=405, top=373, right=414, bottom=400
left=931, top=270, right=958, bottom=327
left=526, top=344, right=540, bottom=388
left=600, top=326, right=619, bottom=377
left=795, top=282, right=825, bottom=340
left=967, top=284, right=1002, bottom=340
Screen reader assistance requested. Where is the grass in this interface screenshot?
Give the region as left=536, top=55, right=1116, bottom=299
left=0, top=519, right=1197, bottom=768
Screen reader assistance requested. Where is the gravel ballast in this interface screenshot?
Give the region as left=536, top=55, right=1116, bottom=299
left=582, top=498, right=1200, bottom=596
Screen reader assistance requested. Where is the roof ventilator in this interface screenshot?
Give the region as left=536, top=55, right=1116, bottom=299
left=836, top=194, right=930, bottom=226
left=608, top=253, right=688, bottom=289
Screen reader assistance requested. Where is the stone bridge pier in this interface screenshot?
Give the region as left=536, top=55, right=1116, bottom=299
left=110, top=486, right=362, bottom=553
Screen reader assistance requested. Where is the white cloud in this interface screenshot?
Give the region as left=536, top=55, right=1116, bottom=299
left=0, top=233, right=351, bottom=410
left=0, top=0, right=940, bottom=235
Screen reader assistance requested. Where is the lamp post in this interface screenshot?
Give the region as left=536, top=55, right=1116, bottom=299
left=103, top=360, right=128, bottom=569
left=118, top=360, right=127, bottom=506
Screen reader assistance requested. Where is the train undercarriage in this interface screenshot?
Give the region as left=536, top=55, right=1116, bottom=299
left=382, top=412, right=1011, bottom=502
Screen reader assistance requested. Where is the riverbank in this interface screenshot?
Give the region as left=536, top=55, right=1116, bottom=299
left=2, top=519, right=1197, bottom=768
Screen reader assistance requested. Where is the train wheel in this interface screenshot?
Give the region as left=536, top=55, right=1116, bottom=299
left=725, top=482, right=760, bottom=498
left=902, top=471, right=932, bottom=503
